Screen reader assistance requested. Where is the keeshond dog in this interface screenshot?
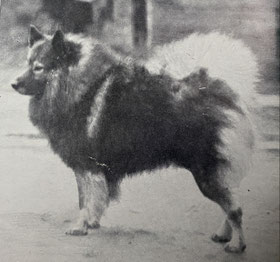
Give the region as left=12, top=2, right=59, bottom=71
left=12, top=25, right=259, bottom=253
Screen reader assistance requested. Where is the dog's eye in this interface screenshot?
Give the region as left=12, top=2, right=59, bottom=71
left=33, top=65, right=44, bottom=72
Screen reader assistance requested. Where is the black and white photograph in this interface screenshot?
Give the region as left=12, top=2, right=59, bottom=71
left=0, top=0, right=279, bottom=261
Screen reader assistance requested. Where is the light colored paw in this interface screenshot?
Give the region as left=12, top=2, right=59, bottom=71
left=211, top=233, right=231, bottom=243
left=65, top=227, right=88, bottom=236
left=224, top=242, right=246, bottom=253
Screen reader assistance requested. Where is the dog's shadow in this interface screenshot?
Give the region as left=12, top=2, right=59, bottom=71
left=93, top=227, right=158, bottom=241
left=59, top=214, right=158, bottom=243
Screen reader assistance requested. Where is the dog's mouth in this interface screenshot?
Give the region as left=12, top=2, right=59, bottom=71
left=11, top=83, right=28, bottom=95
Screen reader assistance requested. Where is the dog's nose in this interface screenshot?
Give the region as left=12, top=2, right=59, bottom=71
left=11, top=83, right=19, bottom=90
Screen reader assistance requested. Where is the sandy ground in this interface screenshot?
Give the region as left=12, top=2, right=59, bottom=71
left=0, top=75, right=279, bottom=262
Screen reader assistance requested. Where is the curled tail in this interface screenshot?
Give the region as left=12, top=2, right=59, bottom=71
left=146, top=32, right=259, bottom=110
left=146, top=32, right=260, bottom=188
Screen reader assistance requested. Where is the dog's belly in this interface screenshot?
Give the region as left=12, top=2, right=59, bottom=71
left=100, top=148, right=174, bottom=177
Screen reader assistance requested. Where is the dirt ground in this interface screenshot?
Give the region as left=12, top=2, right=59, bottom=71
left=0, top=0, right=279, bottom=261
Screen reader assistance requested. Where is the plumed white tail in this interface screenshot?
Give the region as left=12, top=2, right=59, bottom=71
left=146, top=32, right=260, bottom=188
left=146, top=32, right=259, bottom=109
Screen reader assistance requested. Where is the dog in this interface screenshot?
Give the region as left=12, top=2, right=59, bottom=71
left=12, top=25, right=259, bottom=253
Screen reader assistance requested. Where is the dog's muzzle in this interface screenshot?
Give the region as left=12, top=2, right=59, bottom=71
left=11, top=81, right=27, bottom=95
left=11, top=82, right=19, bottom=90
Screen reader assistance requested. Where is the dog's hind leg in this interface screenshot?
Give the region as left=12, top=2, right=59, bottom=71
left=66, top=170, right=109, bottom=236
left=211, top=218, right=232, bottom=243
left=192, top=169, right=246, bottom=253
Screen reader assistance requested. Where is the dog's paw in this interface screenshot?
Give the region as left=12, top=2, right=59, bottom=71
left=211, top=233, right=231, bottom=243
left=65, top=227, right=88, bottom=236
left=88, top=221, right=100, bottom=229
left=224, top=242, right=246, bottom=253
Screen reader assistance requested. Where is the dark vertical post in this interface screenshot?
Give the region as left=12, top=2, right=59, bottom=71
left=131, top=0, right=148, bottom=51
left=105, top=0, right=114, bottom=22
left=97, top=0, right=115, bottom=35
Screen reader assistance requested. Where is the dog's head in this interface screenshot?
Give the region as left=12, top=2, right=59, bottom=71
left=11, top=25, right=81, bottom=96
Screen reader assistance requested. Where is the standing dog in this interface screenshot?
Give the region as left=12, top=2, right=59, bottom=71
left=12, top=26, right=258, bottom=253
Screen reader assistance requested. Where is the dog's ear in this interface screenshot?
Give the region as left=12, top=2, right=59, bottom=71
left=29, top=25, right=44, bottom=47
left=52, top=30, right=66, bottom=58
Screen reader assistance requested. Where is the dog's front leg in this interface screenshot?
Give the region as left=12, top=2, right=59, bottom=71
left=66, top=171, right=109, bottom=236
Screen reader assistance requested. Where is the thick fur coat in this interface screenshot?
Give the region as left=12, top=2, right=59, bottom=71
left=12, top=26, right=259, bottom=253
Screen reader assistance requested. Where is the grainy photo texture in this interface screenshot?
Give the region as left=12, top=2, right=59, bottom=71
left=0, top=0, right=279, bottom=261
